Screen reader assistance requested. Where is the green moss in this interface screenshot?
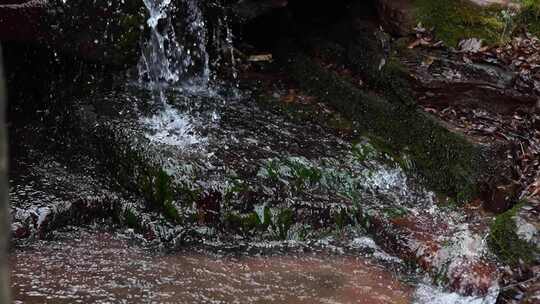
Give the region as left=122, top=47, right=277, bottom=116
left=155, top=170, right=174, bottom=207
left=254, top=90, right=354, bottom=133
left=243, top=212, right=263, bottom=231
left=140, top=168, right=174, bottom=210
left=224, top=212, right=268, bottom=233
left=286, top=53, right=489, bottom=202
left=223, top=178, right=248, bottom=205
left=261, top=159, right=282, bottom=182
left=334, top=208, right=352, bottom=230
left=95, top=129, right=184, bottom=223
left=163, top=200, right=182, bottom=223
left=353, top=134, right=414, bottom=170
left=139, top=169, right=185, bottom=223
left=340, top=34, right=416, bottom=108
left=287, top=159, right=322, bottom=189
left=413, top=0, right=540, bottom=46
left=352, top=141, right=379, bottom=163
left=124, top=209, right=140, bottom=230
left=489, top=202, right=538, bottom=266
left=518, top=0, right=540, bottom=36
left=326, top=114, right=354, bottom=131
left=273, top=208, right=294, bottom=240
left=224, top=213, right=242, bottom=230
left=413, top=0, right=506, bottom=46
left=381, top=206, right=409, bottom=219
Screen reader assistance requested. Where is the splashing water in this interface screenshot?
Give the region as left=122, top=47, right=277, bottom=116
left=138, top=0, right=214, bottom=146
left=139, top=0, right=182, bottom=87
left=139, top=0, right=211, bottom=88
left=413, top=284, right=499, bottom=304
left=141, top=103, right=204, bottom=147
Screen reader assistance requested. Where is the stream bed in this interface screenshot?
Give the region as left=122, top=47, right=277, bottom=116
left=11, top=228, right=492, bottom=304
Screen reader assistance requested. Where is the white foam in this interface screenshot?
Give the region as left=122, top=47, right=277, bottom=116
left=36, top=207, right=51, bottom=229
left=350, top=237, right=402, bottom=263
left=515, top=215, right=537, bottom=243
left=142, top=104, right=205, bottom=147
left=413, top=283, right=498, bottom=304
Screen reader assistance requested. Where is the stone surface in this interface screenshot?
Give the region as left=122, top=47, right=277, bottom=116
left=376, top=0, right=415, bottom=36
left=0, top=0, right=48, bottom=42
left=399, top=48, right=539, bottom=114
left=364, top=210, right=499, bottom=296
left=0, top=0, right=144, bottom=66
left=232, top=0, right=288, bottom=21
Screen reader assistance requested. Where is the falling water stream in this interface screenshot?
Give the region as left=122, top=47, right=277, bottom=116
left=138, top=0, right=214, bottom=147
left=9, top=0, right=501, bottom=303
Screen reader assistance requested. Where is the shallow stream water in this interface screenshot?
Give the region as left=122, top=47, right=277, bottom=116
left=11, top=229, right=411, bottom=304
left=10, top=228, right=497, bottom=304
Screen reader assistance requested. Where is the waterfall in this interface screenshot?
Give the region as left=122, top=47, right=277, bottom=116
left=138, top=0, right=211, bottom=94
left=138, top=0, right=180, bottom=87
left=138, top=0, right=214, bottom=146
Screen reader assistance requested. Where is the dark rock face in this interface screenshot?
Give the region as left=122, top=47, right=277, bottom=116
left=231, top=0, right=288, bottom=22
left=0, top=1, right=48, bottom=42
left=46, top=0, right=146, bottom=66
left=375, top=0, right=414, bottom=36
left=0, top=0, right=144, bottom=66
left=195, top=190, right=222, bottom=225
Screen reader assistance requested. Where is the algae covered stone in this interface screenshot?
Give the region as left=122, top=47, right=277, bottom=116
left=489, top=202, right=540, bottom=266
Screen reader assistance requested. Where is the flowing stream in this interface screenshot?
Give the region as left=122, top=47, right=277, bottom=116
left=11, top=228, right=494, bottom=304
left=9, top=0, right=501, bottom=303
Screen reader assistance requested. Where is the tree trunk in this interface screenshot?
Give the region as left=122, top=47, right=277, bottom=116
left=0, top=44, right=10, bottom=303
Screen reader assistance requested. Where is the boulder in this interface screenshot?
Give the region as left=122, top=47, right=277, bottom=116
left=489, top=200, right=540, bottom=266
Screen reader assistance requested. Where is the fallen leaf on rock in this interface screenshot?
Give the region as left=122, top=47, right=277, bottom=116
left=281, top=89, right=296, bottom=103
left=248, top=54, right=273, bottom=62
left=421, top=56, right=435, bottom=68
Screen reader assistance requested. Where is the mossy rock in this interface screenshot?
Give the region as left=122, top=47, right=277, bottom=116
left=123, top=209, right=141, bottom=230
left=517, top=0, right=540, bottom=36
left=273, top=208, right=294, bottom=240
left=489, top=202, right=539, bottom=266
left=284, top=52, right=498, bottom=202
left=412, top=0, right=540, bottom=47
left=413, top=0, right=507, bottom=46
left=224, top=211, right=269, bottom=233
left=66, top=106, right=191, bottom=225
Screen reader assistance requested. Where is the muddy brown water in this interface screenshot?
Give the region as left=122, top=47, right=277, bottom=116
left=11, top=230, right=412, bottom=304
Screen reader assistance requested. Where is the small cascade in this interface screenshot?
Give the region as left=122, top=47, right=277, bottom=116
left=137, top=0, right=225, bottom=146
left=138, top=0, right=214, bottom=93
left=138, top=0, right=179, bottom=87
